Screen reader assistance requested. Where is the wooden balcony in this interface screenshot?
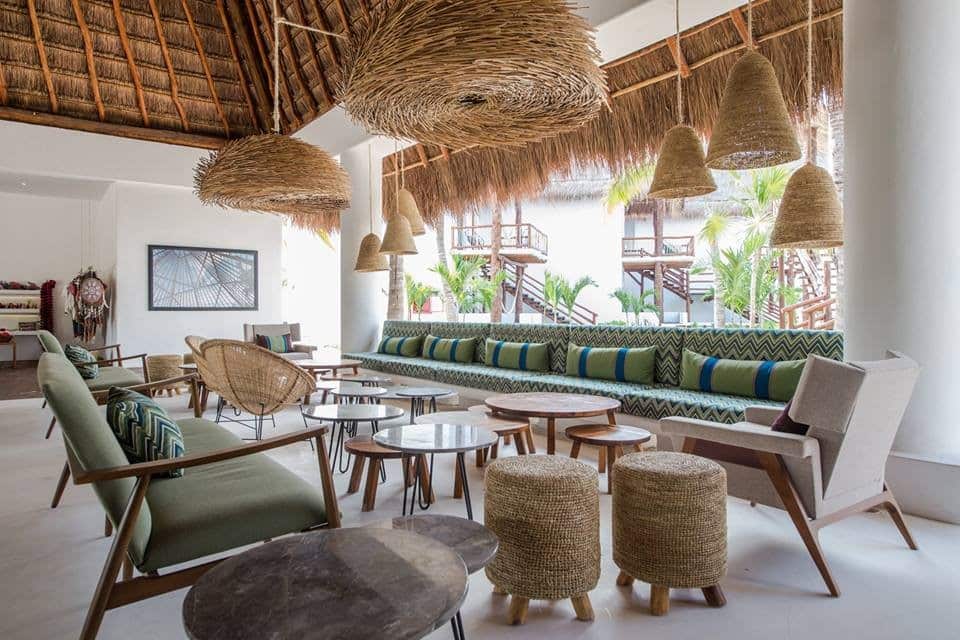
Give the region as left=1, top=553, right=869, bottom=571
left=451, top=223, right=548, bottom=264
left=622, top=235, right=696, bottom=271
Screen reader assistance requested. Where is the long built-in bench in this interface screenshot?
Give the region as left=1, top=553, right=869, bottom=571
left=345, top=321, right=843, bottom=425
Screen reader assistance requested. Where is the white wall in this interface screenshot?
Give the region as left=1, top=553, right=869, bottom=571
left=111, top=183, right=283, bottom=356
left=281, top=222, right=341, bottom=349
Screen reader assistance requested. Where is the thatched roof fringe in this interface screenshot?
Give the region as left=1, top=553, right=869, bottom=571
left=383, top=0, right=843, bottom=228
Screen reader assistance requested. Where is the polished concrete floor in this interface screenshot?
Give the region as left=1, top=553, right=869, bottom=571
left=1, top=392, right=957, bottom=640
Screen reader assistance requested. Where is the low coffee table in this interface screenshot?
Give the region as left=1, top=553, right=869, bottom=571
left=297, top=358, right=363, bottom=377
left=375, top=423, right=497, bottom=520
left=395, top=387, right=456, bottom=423
left=302, top=403, right=404, bottom=473
left=319, top=373, right=391, bottom=387
left=182, top=528, right=468, bottom=640
left=485, top=392, right=621, bottom=455
left=330, top=385, right=388, bottom=405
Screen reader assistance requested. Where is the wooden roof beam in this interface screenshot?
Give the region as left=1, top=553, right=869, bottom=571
left=728, top=8, right=751, bottom=47
left=308, top=0, right=342, bottom=69
left=415, top=144, right=429, bottom=166
left=26, top=0, right=58, bottom=114
left=227, top=0, right=273, bottom=129
left=111, top=0, right=149, bottom=125
left=358, top=0, right=371, bottom=22
left=333, top=0, right=350, bottom=33
left=180, top=0, right=231, bottom=136
left=666, top=36, right=690, bottom=78
left=279, top=22, right=320, bottom=115
left=69, top=0, right=104, bottom=121
left=289, top=0, right=333, bottom=106
left=244, top=0, right=274, bottom=90
left=216, top=0, right=263, bottom=130
left=439, top=146, right=451, bottom=161
left=147, top=0, right=189, bottom=131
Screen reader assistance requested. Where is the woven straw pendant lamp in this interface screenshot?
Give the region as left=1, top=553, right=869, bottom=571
left=705, top=1, right=800, bottom=170
left=397, top=149, right=426, bottom=235
left=354, top=144, right=389, bottom=272
left=649, top=1, right=716, bottom=199
left=771, top=0, right=842, bottom=248
left=379, top=142, right=418, bottom=255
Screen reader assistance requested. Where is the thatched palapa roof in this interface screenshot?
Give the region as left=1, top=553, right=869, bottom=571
left=383, top=0, right=843, bottom=226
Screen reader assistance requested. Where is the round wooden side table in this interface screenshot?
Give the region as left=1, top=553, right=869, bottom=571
left=565, top=424, right=653, bottom=494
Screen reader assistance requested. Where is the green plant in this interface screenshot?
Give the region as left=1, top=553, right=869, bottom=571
left=627, top=290, right=658, bottom=324
left=543, top=271, right=563, bottom=321
left=610, top=288, right=632, bottom=323
left=557, top=275, right=597, bottom=319
left=698, top=207, right=731, bottom=327
left=404, top=274, right=438, bottom=321
left=466, top=269, right=508, bottom=313
left=604, top=163, right=656, bottom=212
left=430, top=255, right=485, bottom=320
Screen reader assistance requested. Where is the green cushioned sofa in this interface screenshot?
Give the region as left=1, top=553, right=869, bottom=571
left=347, top=321, right=844, bottom=425
left=38, top=353, right=340, bottom=640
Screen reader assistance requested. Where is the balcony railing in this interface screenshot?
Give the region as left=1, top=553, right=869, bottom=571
left=622, top=235, right=695, bottom=258
left=452, top=223, right=548, bottom=256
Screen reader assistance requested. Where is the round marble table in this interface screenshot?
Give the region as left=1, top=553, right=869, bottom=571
left=330, top=385, right=388, bottom=405
left=297, top=358, right=363, bottom=377
left=485, top=392, right=621, bottom=455
left=319, top=373, right=392, bottom=387
left=395, top=387, right=456, bottom=423
left=302, top=403, right=404, bottom=473
left=182, top=528, right=468, bottom=640
left=416, top=410, right=535, bottom=465
left=375, top=423, right=497, bottom=521
left=368, top=515, right=499, bottom=639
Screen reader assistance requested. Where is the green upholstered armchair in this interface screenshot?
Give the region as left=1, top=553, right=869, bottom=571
left=38, top=330, right=149, bottom=439
left=38, top=353, right=340, bottom=640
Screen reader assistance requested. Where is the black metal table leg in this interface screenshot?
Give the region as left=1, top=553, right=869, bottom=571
left=456, top=452, right=473, bottom=520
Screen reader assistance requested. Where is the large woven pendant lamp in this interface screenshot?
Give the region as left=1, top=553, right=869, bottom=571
left=705, top=0, right=801, bottom=170
left=648, top=0, right=716, bottom=199
left=379, top=142, right=418, bottom=255
left=355, top=144, right=390, bottom=272
left=194, top=0, right=349, bottom=226
left=771, top=0, right=842, bottom=248
left=397, top=148, right=426, bottom=235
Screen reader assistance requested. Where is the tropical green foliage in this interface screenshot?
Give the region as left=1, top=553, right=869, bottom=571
left=543, top=272, right=596, bottom=321
left=430, top=255, right=507, bottom=320
left=404, top=274, right=438, bottom=321
left=466, top=269, right=508, bottom=314
left=604, top=163, right=656, bottom=212
left=610, top=288, right=658, bottom=325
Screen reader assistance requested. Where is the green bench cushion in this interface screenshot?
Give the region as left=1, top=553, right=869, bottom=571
left=346, top=352, right=442, bottom=379
left=489, top=323, right=570, bottom=374
left=377, top=336, right=424, bottom=357
left=680, top=349, right=804, bottom=402
left=138, top=418, right=327, bottom=572
left=429, top=322, right=490, bottom=363
left=484, top=338, right=550, bottom=373
left=83, top=366, right=144, bottom=391
left=570, top=325, right=685, bottom=386
left=565, top=343, right=656, bottom=384
left=431, top=361, right=544, bottom=393
left=422, top=334, right=477, bottom=364
left=682, top=327, right=843, bottom=362
left=518, top=373, right=643, bottom=400
left=621, top=385, right=784, bottom=424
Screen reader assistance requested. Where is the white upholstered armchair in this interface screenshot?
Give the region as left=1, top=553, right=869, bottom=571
left=242, top=322, right=316, bottom=361
left=661, top=352, right=920, bottom=597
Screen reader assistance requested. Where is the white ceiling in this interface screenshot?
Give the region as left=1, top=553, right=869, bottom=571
left=0, top=170, right=113, bottom=200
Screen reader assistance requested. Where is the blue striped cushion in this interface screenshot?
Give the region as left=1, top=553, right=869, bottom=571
left=422, top=334, right=476, bottom=364
left=378, top=335, right=424, bottom=357
left=484, top=338, right=549, bottom=372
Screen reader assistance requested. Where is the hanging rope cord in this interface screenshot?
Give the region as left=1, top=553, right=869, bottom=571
left=675, top=0, right=682, bottom=126
left=747, top=0, right=754, bottom=49
left=368, top=143, right=374, bottom=232
left=806, top=0, right=815, bottom=158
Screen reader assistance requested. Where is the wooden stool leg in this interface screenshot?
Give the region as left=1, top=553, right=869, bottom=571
left=491, top=441, right=499, bottom=460
left=650, top=585, right=670, bottom=616
left=475, top=449, right=485, bottom=468
left=514, top=432, right=527, bottom=455
left=606, top=446, right=618, bottom=495
left=492, top=584, right=508, bottom=595
left=598, top=446, right=607, bottom=474
left=417, top=455, right=435, bottom=503
left=702, top=585, right=726, bottom=608
left=362, top=459, right=381, bottom=512
left=508, top=596, right=529, bottom=625
left=347, top=456, right=366, bottom=494
left=51, top=461, right=70, bottom=509
left=569, top=441, right=582, bottom=459
left=453, top=460, right=464, bottom=499
left=571, top=594, right=594, bottom=621
left=45, top=416, right=57, bottom=439
left=524, top=427, right=536, bottom=454
left=503, top=434, right=512, bottom=446
left=616, top=570, right=635, bottom=587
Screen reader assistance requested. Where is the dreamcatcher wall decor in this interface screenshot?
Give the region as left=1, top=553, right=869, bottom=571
left=65, top=268, right=109, bottom=342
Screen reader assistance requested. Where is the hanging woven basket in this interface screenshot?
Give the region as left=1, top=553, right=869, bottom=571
left=338, top=0, right=607, bottom=148
left=770, top=163, right=843, bottom=249
left=705, top=51, right=801, bottom=170
left=195, top=134, right=351, bottom=217
left=355, top=233, right=391, bottom=271
left=649, top=125, right=717, bottom=199
left=398, top=188, right=426, bottom=235
left=379, top=214, right=417, bottom=255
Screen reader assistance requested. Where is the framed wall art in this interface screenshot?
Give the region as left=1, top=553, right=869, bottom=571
left=148, top=245, right=258, bottom=311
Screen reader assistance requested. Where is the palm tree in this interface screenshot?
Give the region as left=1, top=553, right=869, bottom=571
left=699, top=207, right=731, bottom=327
left=604, top=163, right=656, bottom=212
left=430, top=255, right=485, bottom=321
left=627, top=290, right=659, bottom=325
left=731, top=167, right=791, bottom=326
left=610, top=288, right=632, bottom=323
left=404, top=274, right=438, bottom=321
left=467, top=270, right=508, bottom=314
left=543, top=271, right=563, bottom=322
left=557, top=275, right=597, bottom=320
left=433, top=214, right=458, bottom=321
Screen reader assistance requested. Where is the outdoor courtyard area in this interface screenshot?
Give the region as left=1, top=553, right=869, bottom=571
left=2, top=393, right=956, bottom=640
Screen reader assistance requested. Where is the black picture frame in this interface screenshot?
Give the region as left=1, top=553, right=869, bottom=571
left=148, top=244, right=259, bottom=311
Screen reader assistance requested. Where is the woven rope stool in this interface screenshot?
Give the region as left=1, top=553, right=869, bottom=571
left=613, top=451, right=727, bottom=616
left=145, top=354, right=184, bottom=397
left=484, top=455, right=600, bottom=625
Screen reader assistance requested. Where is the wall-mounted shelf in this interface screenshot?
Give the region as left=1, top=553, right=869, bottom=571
left=0, top=310, right=40, bottom=315
left=0, top=290, right=41, bottom=297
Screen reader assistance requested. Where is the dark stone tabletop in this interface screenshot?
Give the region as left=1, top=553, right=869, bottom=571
left=302, top=403, right=404, bottom=422
left=374, top=424, right=499, bottom=454
left=367, top=515, right=498, bottom=574
left=182, top=528, right=468, bottom=640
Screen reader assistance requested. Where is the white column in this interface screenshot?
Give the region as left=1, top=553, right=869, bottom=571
left=844, top=0, right=960, bottom=505
left=339, top=141, right=388, bottom=352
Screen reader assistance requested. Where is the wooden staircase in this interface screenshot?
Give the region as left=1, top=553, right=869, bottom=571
left=482, top=259, right=598, bottom=325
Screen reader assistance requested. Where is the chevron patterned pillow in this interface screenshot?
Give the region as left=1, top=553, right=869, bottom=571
left=106, top=387, right=185, bottom=477
left=65, top=343, right=99, bottom=379
left=680, top=349, right=805, bottom=402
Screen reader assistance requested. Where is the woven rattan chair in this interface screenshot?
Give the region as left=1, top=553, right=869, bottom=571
left=200, top=339, right=315, bottom=440
left=613, top=451, right=727, bottom=615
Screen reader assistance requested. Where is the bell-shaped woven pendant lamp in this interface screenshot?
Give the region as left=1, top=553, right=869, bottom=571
left=396, top=148, right=426, bottom=235
left=379, top=142, right=418, bottom=255
left=649, top=0, right=716, bottom=199
left=705, top=1, right=800, bottom=170
left=771, top=0, right=842, bottom=248
left=355, top=144, right=389, bottom=272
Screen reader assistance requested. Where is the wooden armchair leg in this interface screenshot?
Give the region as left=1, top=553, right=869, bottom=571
left=314, top=433, right=341, bottom=529
left=524, top=428, right=536, bottom=454
left=347, top=457, right=366, bottom=494
left=882, top=488, right=919, bottom=550
left=104, top=516, right=113, bottom=538
left=51, top=461, right=70, bottom=508
left=757, top=452, right=840, bottom=597
left=80, top=477, right=150, bottom=640
left=45, top=416, right=57, bottom=439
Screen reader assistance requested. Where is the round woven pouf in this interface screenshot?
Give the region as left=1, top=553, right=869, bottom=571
left=145, top=354, right=184, bottom=396
left=613, top=451, right=727, bottom=616
left=484, top=455, right=600, bottom=625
